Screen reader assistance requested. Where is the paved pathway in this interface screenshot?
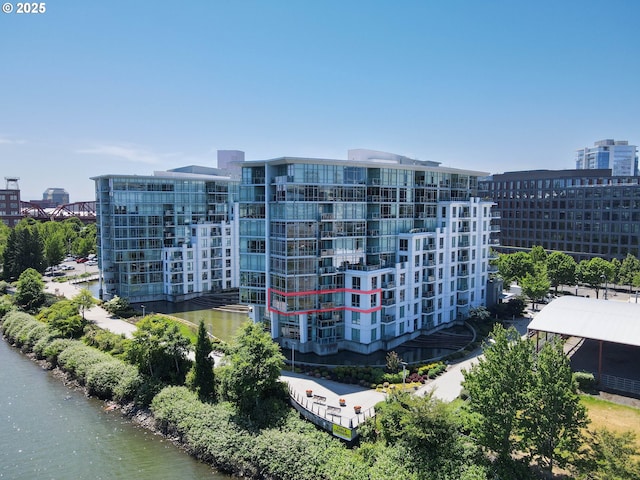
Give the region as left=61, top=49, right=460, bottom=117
left=43, top=274, right=137, bottom=338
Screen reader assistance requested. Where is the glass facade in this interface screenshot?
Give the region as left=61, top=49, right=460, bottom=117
left=240, top=156, right=495, bottom=356
left=94, top=173, right=239, bottom=302
left=479, top=170, right=640, bottom=260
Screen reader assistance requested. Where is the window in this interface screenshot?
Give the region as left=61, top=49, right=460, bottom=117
left=352, top=277, right=361, bottom=290
left=352, top=294, right=360, bottom=307
left=370, top=293, right=377, bottom=306
left=352, top=328, right=360, bottom=342
left=400, top=238, right=408, bottom=251
left=352, top=311, right=360, bottom=325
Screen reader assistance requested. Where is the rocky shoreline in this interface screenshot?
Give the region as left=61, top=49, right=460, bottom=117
left=15, top=342, right=224, bottom=476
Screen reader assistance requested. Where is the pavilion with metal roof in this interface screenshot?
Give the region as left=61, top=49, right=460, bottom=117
left=528, top=296, right=640, bottom=384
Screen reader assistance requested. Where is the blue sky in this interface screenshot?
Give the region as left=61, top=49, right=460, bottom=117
left=1, top=1, right=639, bottom=201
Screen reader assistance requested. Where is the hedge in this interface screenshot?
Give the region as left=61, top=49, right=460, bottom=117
left=86, top=360, right=142, bottom=401
left=150, top=386, right=371, bottom=480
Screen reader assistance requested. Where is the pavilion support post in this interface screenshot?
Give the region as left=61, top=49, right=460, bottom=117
left=536, top=331, right=539, bottom=352
left=598, top=340, right=603, bottom=383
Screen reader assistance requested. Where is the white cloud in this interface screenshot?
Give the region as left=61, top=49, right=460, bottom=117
left=77, top=144, right=177, bottom=165
left=0, top=136, right=26, bottom=145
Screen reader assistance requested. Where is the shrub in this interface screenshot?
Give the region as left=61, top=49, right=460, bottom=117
left=0, top=296, right=13, bottom=318
left=573, top=371, right=595, bottom=392
left=22, top=323, right=49, bottom=350
left=33, top=332, right=61, bottom=359
left=43, top=338, right=81, bottom=366
left=86, top=360, right=142, bottom=401
left=83, top=326, right=128, bottom=356
left=57, top=343, right=112, bottom=382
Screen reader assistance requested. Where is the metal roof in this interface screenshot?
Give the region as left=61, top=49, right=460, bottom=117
left=528, top=296, right=640, bottom=347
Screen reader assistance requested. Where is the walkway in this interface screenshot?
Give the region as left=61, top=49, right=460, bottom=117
left=417, top=315, right=533, bottom=402
left=43, top=275, right=137, bottom=338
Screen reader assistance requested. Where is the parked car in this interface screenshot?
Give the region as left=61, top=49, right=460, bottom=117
left=86, top=260, right=98, bottom=266
left=76, top=258, right=88, bottom=263
left=61, top=264, right=74, bottom=271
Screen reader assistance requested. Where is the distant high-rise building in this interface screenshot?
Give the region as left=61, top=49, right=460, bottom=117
left=575, top=139, right=638, bottom=176
left=42, top=187, right=70, bottom=206
left=0, top=177, right=21, bottom=227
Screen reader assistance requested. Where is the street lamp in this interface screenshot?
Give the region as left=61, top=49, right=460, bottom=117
left=401, top=361, right=408, bottom=388
left=141, top=304, right=145, bottom=317
left=600, top=275, right=608, bottom=300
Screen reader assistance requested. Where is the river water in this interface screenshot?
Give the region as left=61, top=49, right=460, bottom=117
left=0, top=339, right=230, bottom=480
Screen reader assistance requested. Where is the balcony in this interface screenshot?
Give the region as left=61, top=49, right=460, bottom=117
left=382, top=298, right=395, bottom=306
left=319, top=266, right=336, bottom=274
left=382, top=281, right=395, bottom=289
left=422, top=291, right=435, bottom=299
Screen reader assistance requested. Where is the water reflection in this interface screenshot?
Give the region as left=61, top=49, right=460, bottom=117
left=131, top=300, right=249, bottom=343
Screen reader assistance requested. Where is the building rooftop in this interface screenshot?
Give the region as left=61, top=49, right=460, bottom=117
left=528, top=296, right=640, bottom=348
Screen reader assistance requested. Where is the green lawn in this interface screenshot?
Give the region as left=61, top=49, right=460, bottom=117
left=581, top=394, right=640, bottom=449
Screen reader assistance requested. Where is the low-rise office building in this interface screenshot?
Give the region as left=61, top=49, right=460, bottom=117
left=0, top=177, right=22, bottom=227
left=479, top=169, right=640, bottom=260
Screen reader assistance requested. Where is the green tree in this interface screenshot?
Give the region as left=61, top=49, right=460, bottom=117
left=72, top=223, right=96, bottom=257
left=188, top=320, right=216, bottom=402
left=37, top=299, right=85, bottom=338
left=520, top=268, right=551, bottom=310
left=2, top=225, right=45, bottom=280
left=373, top=391, right=474, bottom=479
left=0, top=221, right=10, bottom=262
left=103, top=295, right=130, bottom=316
left=469, top=305, right=491, bottom=322
left=577, top=257, right=613, bottom=299
left=579, top=428, right=640, bottom=480
left=73, top=288, right=96, bottom=320
left=618, top=254, right=640, bottom=293
left=14, top=267, right=46, bottom=312
left=385, top=350, right=402, bottom=373
left=219, top=321, right=285, bottom=418
left=546, top=251, right=577, bottom=293
left=126, top=315, right=191, bottom=384
left=462, top=325, right=534, bottom=466
left=497, top=251, right=534, bottom=286
left=529, top=245, right=547, bottom=265
left=44, top=232, right=66, bottom=267
left=521, top=339, right=588, bottom=474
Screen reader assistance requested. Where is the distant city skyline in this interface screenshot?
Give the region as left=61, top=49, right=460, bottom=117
left=2, top=1, right=640, bottom=201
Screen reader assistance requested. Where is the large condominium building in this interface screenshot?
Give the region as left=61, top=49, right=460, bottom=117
left=478, top=169, right=640, bottom=261
left=239, top=150, right=499, bottom=356
left=575, top=139, right=638, bottom=176
left=93, top=164, right=240, bottom=303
